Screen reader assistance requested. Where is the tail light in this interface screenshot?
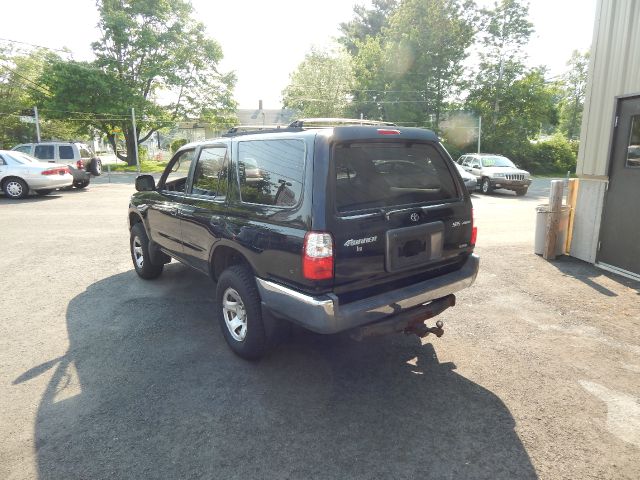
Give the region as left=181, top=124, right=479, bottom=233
left=470, top=208, right=477, bottom=246
left=41, top=167, right=70, bottom=176
left=76, top=159, right=84, bottom=169
left=303, top=232, right=334, bottom=280
left=377, top=129, right=401, bottom=135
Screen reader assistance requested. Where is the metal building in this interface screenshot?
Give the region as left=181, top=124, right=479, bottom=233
left=571, top=0, right=640, bottom=280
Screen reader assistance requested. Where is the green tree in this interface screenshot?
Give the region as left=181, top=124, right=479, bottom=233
left=338, top=0, right=398, bottom=55
left=474, top=0, right=533, bottom=128
left=282, top=47, right=355, bottom=118
left=380, top=0, right=476, bottom=128
left=0, top=47, right=82, bottom=147
left=38, top=0, right=236, bottom=165
left=557, top=50, right=589, bottom=139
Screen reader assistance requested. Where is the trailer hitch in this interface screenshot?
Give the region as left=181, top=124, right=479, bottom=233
left=351, top=294, right=453, bottom=340
left=405, top=319, right=444, bottom=338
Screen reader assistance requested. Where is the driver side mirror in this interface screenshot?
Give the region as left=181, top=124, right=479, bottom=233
left=135, top=174, right=156, bottom=192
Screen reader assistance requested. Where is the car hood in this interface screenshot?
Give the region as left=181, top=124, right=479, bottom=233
left=483, top=166, right=529, bottom=175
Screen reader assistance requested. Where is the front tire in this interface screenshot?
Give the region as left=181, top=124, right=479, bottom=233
left=481, top=177, right=493, bottom=194
left=3, top=178, right=29, bottom=199
left=515, top=188, right=528, bottom=196
left=130, top=223, right=164, bottom=279
left=216, top=265, right=268, bottom=360
left=90, top=158, right=102, bottom=176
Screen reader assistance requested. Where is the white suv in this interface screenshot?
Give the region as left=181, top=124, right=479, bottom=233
left=12, top=142, right=102, bottom=180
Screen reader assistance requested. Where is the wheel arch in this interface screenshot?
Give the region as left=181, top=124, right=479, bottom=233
left=1, top=175, right=27, bottom=189
left=210, top=244, right=254, bottom=281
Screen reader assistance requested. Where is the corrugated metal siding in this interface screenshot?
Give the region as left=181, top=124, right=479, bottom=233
left=577, top=0, right=640, bottom=177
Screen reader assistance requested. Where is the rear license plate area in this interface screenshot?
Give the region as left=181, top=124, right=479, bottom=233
left=385, top=221, right=444, bottom=272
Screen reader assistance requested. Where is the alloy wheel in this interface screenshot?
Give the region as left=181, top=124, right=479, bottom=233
left=222, top=288, right=247, bottom=341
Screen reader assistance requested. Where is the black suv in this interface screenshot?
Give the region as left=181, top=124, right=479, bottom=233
left=128, top=119, right=479, bottom=359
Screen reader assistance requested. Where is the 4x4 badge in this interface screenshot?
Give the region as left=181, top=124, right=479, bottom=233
left=410, top=213, right=420, bottom=222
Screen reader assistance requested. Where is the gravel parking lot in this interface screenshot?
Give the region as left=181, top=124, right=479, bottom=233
left=1, top=178, right=639, bottom=479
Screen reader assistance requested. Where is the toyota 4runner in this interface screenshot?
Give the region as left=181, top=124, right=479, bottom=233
left=128, top=119, right=479, bottom=359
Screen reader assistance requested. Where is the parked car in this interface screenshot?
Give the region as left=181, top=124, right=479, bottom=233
left=457, top=153, right=532, bottom=196
left=0, top=150, right=73, bottom=199
left=455, top=163, right=477, bottom=192
left=127, top=119, right=479, bottom=359
left=12, top=142, right=101, bottom=187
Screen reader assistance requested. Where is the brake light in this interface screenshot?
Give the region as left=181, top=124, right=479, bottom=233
left=377, top=129, right=401, bottom=135
left=470, top=208, right=477, bottom=246
left=41, top=167, right=70, bottom=176
left=303, top=232, right=334, bottom=280
left=76, top=159, right=84, bottom=169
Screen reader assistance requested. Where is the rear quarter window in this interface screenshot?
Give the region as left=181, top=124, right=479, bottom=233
left=59, top=145, right=74, bottom=160
left=34, top=145, right=54, bottom=160
left=237, top=139, right=305, bottom=207
left=334, top=142, right=458, bottom=213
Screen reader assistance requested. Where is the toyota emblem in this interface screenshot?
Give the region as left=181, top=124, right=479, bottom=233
left=410, top=213, right=420, bottom=222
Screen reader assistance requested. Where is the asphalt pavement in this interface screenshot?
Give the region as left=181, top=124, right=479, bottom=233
left=1, top=178, right=639, bottom=479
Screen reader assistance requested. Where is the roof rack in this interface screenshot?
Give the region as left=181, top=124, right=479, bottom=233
left=222, top=125, right=301, bottom=137
left=288, top=118, right=397, bottom=128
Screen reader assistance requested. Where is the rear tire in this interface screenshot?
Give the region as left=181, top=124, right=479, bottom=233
left=3, top=178, right=29, bottom=199
left=130, top=223, right=164, bottom=279
left=35, top=189, right=53, bottom=196
left=90, top=158, right=102, bottom=176
left=216, top=265, right=268, bottom=360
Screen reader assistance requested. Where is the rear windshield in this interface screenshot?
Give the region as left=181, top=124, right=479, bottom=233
left=334, top=142, right=458, bottom=213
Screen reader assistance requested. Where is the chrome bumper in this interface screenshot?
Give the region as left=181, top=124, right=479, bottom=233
left=256, top=254, right=479, bottom=334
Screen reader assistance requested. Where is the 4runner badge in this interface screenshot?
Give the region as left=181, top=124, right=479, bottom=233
left=344, top=236, right=378, bottom=247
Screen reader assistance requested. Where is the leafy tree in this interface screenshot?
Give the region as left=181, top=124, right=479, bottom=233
left=338, top=0, right=398, bottom=55
left=38, top=0, right=236, bottom=165
left=473, top=0, right=533, bottom=128
left=379, top=0, right=476, bottom=128
left=557, top=50, right=589, bottom=139
left=282, top=47, right=355, bottom=118
left=0, top=47, right=83, bottom=147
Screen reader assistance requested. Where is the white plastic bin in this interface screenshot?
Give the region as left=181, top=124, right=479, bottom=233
left=534, top=205, right=570, bottom=256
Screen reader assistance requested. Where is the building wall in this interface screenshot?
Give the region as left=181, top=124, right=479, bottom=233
left=571, top=0, right=640, bottom=263
left=577, top=0, right=640, bottom=177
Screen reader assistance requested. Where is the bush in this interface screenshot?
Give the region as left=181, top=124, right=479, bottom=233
left=170, top=138, right=188, bottom=153
left=528, top=135, right=577, bottom=174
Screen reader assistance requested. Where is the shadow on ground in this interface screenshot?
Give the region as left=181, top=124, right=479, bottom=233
left=18, top=265, right=536, bottom=479
left=550, top=255, right=640, bottom=297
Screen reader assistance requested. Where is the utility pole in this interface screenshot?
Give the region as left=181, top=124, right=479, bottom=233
left=131, top=108, right=141, bottom=175
left=477, top=116, right=482, bottom=154
left=34, top=106, right=41, bottom=143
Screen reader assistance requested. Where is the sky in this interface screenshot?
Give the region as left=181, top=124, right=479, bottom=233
left=1, top=0, right=597, bottom=109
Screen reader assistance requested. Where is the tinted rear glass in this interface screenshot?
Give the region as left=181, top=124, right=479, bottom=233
left=334, top=142, right=457, bottom=213
left=59, top=145, right=74, bottom=159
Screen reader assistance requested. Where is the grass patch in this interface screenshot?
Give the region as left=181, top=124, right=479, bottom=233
left=107, top=160, right=167, bottom=173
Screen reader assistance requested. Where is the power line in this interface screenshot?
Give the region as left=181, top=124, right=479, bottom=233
left=0, top=37, right=69, bottom=54
left=0, top=63, right=52, bottom=97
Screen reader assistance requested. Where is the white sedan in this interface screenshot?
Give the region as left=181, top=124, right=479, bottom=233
left=0, top=150, right=73, bottom=199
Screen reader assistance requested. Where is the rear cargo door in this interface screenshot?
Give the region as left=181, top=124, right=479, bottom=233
left=329, top=141, right=473, bottom=295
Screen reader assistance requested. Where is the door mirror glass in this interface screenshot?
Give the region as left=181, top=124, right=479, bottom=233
left=135, top=174, right=156, bottom=192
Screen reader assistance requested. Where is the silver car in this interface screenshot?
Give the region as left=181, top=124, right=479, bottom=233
left=0, top=150, right=73, bottom=199
left=457, top=153, right=532, bottom=196
left=455, top=163, right=477, bottom=192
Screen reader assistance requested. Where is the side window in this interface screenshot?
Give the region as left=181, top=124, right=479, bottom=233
left=34, top=145, right=54, bottom=160
left=159, top=149, right=196, bottom=193
left=237, top=139, right=305, bottom=207
left=79, top=147, right=92, bottom=158
left=14, top=145, right=32, bottom=154
left=59, top=145, right=74, bottom=160
left=459, top=156, right=467, bottom=165
left=191, top=146, right=228, bottom=198
left=472, top=159, right=481, bottom=168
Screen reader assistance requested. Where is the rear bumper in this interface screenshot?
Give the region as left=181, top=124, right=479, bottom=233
left=256, top=253, right=479, bottom=334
